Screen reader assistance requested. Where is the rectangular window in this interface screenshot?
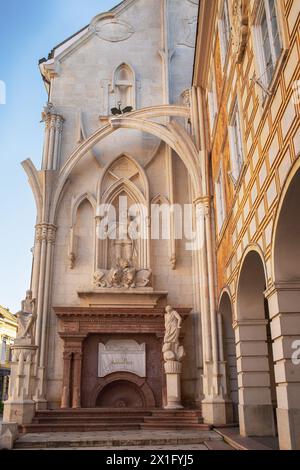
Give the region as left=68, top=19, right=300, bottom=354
left=215, top=166, right=226, bottom=232
left=219, top=0, right=231, bottom=66
left=229, top=99, right=244, bottom=183
left=208, top=68, right=218, bottom=133
left=256, top=0, right=282, bottom=87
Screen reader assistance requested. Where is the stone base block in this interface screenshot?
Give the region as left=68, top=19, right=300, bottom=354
left=3, top=401, right=36, bottom=425
left=35, top=399, right=48, bottom=411
left=202, top=399, right=233, bottom=425
left=0, top=423, right=19, bottom=450
left=239, top=404, right=276, bottom=437
left=277, top=408, right=300, bottom=450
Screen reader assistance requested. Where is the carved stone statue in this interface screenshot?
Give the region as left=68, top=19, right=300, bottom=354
left=15, top=290, right=37, bottom=345
left=162, top=306, right=185, bottom=362
left=231, top=0, right=249, bottom=64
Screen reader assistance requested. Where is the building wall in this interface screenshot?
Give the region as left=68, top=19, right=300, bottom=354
left=203, top=0, right=300, bottom=307
left=37, top=0, right=200, bottom=407
left=0, top=307, right=18, bottom=401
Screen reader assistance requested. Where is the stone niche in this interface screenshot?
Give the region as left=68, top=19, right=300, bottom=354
left=82, top=333, right=162, bottom=408
left=55, top=303, right=191, bottom=410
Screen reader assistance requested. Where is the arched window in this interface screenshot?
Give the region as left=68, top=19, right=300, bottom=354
left=112, top=63, right=136, bottom=110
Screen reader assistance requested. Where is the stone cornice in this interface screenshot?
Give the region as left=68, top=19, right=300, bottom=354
left=193, top=0, right=218, bottom=88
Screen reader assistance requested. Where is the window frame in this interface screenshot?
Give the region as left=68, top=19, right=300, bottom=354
left=254, top=0, right=283, bottom=90
left=215, top=164, right=226, bottom=233
left=219, top=0, right=231, bottom=67
left=208, top=65, right=218, bottom=135
left=228, top=98, right=245, bottom=185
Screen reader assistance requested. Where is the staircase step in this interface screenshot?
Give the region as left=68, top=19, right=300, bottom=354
left=21, top=423, right=141, bottom=434
left=143, top=417, right=202, bottom=423
left=33, top=416, right=143, bottom=424
left=141, top=423, right=211, bottom=430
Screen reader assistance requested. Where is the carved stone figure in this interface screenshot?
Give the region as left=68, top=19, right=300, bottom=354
left=15, top=290, right=37, bottom=345
left=93, top=262, right=151, bottom=289
left=231, top=0, right=249, bottom=64
left=162, top=306, right=185, bottom=362
left=41, top=102, right=56, bottom=121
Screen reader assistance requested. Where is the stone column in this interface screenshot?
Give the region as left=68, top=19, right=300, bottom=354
left=194, top=198, right=231, bottom=424
left=41, top=103, right=64, bottom=171
left=265, top=282, right=300, bottom=449
left=164, top=360, right=183, bottom=409
left=234, top=318, right=276, bottom=437
left=34, top=224, right=57, bottom=409
left=72, top=351, right=83, bottom=409
left=3, top=344, right=38, bottom=425
left=61, top=352, right=72, bottom=409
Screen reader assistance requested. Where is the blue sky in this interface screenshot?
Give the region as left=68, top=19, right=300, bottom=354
left=0, top=0, right=118, bottom=312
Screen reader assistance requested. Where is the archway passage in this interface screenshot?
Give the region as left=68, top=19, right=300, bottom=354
left=268, top=166, right=300, bottom=449
left=219, top=293, right=238, bottom=422
left=96, top=380, right=145, bottom=408
left=235, top=250, right=277, bottom=437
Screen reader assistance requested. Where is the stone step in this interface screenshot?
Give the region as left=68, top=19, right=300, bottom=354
left=141, top=423, right=211, bottom=430
left=214, top=428, right=276, bottom=451
left=14, top=430, right=221, bottom=449
left=20, top=423, right=141, bottom=434
left=35, top=409, right=151, bottom=417
left=33, top=416, right=143, bottom=424
left=143, top=417, right=202, bottom=423
left=151, top=410, right=202, bottom=417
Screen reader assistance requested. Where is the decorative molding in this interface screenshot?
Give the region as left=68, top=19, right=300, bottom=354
left=179, top=17, right=198, bottom=48
left=231, top=0, right=249, bottom=64
left=51, top=108, right=202, bottom=224
left=92, top=19, right=134, bottom=43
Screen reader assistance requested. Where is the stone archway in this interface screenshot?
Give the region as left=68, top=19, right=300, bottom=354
left=219, top=291, right=238, bottom=422
left=235, top=249, right=277, bottom=437
left=92, top=372, right=156, bottom=409
left=266, top=165, right=300, bottom=449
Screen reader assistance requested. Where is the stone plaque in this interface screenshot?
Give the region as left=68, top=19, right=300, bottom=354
left=98, top=340, right=146, bottom=378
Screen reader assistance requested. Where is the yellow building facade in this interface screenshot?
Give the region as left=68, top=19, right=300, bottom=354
left=0, top=306, right=18, bottom=402
left=193, top=0, right=300, bottom=450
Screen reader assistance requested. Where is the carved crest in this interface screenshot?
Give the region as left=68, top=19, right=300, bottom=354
left=231, top=0, right=249, bottom=64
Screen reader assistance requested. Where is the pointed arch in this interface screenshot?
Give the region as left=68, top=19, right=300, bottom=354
left=71, top=191, right=96, bottom=226
left=22, top=159, right=43, bottom=223
left=151, top=194, right=170, bottom=205
left=50, top=110, right=202, bottom=224
left=112, top=62, right=136, bottom=110
left=97, top=153, right=149, bottom=203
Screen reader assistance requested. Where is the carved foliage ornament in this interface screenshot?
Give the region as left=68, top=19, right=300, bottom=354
left=231, top=0, right=249, bottom=64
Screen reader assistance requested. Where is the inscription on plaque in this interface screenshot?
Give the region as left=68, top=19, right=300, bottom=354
left=98, top=340, right=146, bottom=378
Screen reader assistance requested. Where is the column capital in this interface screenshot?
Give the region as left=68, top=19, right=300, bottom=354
left=35, top=223, right=57, bottom=244
left=193, top=195, right=211, bottom=207
left=265, top=281, right=300, bottom=299
left=233, top=318, right=269, bottom=329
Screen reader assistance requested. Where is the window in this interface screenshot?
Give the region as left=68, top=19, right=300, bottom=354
left=256, top=0, right=282, bottom=87
left=215, top=166, right=226, bottom=232
left=219, top=0, right=231, bottom=66
left=228, top=99, right=244, bottom=183
left=208, top=67, right=218, bottom=133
